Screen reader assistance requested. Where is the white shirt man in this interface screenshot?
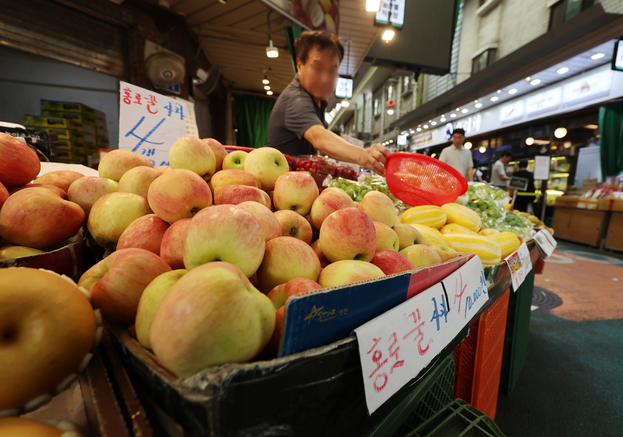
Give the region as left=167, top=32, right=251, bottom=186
left=439, top=129, right=474, bottom=181
left=491, top=152, right=513, bottom=187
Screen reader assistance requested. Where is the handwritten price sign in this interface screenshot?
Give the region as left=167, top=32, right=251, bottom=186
left=505, top=243, right=533, bottom=292
left=534, top=229, right=557, bottom=258
left=118, top=81, right=187, bottom=166
left=354, top=256, right=488, bottom=414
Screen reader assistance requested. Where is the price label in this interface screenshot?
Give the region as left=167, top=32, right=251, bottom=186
left=118, top=81, right=187, bottom=167
left=505, top=243, right=532, bottom=292
left=534, top=229, right=557, bottom=258
left=354, top=256, right=488, bottom=414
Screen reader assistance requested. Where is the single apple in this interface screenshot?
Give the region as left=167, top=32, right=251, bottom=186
left=150, top=262, right=275, bottom=377
left=311, top=239, right=330, bottom=267
left=87, top=192, right=152, bottom=249
left=274, top=210, right=313, bottom=244
left=256, top=236, right=321, bottom=293
left=374, top=221, right=400, bottom=252
left=118, top=166, right=161, bottom=199
left=393, top=223, right=425, bottom=250
left=117, top=214, right=170, bottom=255
left=33, top=170, right=84, bottom=193
left=217, top=185, right=271, bottom=209
left=371, top=250, right=414, bottom=275
left=0, top=189, right=84, bottom=250
left=222, top=150, right=248, bottom=170
left=203, top=138, right=228, bottom=171
left=427, top=244, right=458, bottom=262
left=8, top=183, right=68, bottom=199
left=135, top=269, right=187, bottom=350
left=67, top=176, right=119, bottom=216
left=310, top=188, right=354, bottom=229
left=399, top=245, right=443, bottom=269
left=147, top=169, right=212, bottom=224
left=319, top=207, right=376, bottom=262
left=0, top=132, right=40, bottom=187
left=98, top=149, right=154, bottom=182
left=210, top=169, right=260, bottom=204
left=273, top=172, right=319, bottom=216
left=235, top=201, right=282, bottom=242
left=318, top=260, right=385, bottom=288
left=266, top=277, right=322, bottom=354
left=358, top=191, right=398, bottom=228
left=169, top=136, right=216, bottom=181
left=0, top=181, right=9, bottom=209
left=160, top=218, right=192, bottom=270
left=243, top=147, right=289, bottom=191
left=0, top=246, right=45, bottom=259
left=79, top=248, right=171, bottom=324
left=184, top=205, right=265, bottom=277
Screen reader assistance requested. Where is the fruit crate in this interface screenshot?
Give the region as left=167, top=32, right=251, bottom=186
left=500, top=265, right=536, bottom=395
left=453, top=289, right=510, bottom=420
left=367, top=354, right=455, bottom=437
left=405, top=399, right=507, bottom=437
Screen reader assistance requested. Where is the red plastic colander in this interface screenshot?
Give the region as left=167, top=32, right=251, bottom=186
left=385, top=152, right=468, bottom=206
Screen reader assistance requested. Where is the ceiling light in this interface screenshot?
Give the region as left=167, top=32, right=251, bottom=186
left=456, top=108, right=460, bottom=111
left=382, top=30, right=395, bottom=42
left=387, top=109, right=394, bottom=115
left=490, top=96, right=499, bottom=102
left=526, top=77, right=531, bottom=81
left=554, top=127, right=567, bottom=138
left=474, top=100, right=479, bottom=103
left=508, top=88, right=518, bottom=95
left=497, top=90, right=502, bottom=94
left=479, top=146, right=486, bottom=153
left=584, top=124, right=598, bottom=130
left=266, top=40, right=279, bottom=58
left=440, top=117, right=446, bottom=122
left=409, top=130, right=415, bottom=134
left=423, top=124, right=429, bottom=128
left=475, top=103, right=483, bottom=108
left=525, top=137, right=534, bottom=145
left=557, top=67, right=569, bottom=75
left=464, top=142, right=473, bottom=150
left=564, top=141, right=572, bottom=149
left=431, top=121, right=437, bottom=126
left=431, top=153, right=437, bottom=158
left=262, top=75, right=269, bottom=84
left=341, top=100, right=350, bottom=107
left=366, top=0, right=381, bottom=12
left=266, top=90, right=273, bottom=96
left=530, top=79, right=541, bottom=85
left=416, top=127, right=422, bottom=131
left=461, top=108, right=469, bottom=113
left=389, top=140, right=393, bottom=143
left=264, top=85, right=271, bottom=90
left=591, top=53, right=605, bottom=60
left=450, top=113, right=457, bottom=118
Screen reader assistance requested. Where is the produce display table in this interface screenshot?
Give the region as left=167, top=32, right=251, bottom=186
left=551, top=207, right=608, bottom=247
left=604, top=212, right=623, bottom=251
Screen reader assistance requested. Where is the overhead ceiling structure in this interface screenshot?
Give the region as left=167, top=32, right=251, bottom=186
left=154, top=0, right=381, bottom=96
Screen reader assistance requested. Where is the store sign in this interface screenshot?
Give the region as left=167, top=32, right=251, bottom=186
left=454, top=114, right=482, bottom=136
left=534, top=229, right=557, bottom=258
left=411, top=131, right=433, bottom=149
left=118, top=81, right=187, bottom=166
left=499, top=100, right=525, bottom=123
left=375, top=0, right=405, bottom=28
left=444, top=122, right=454, bottom=140
left=355, top=256, right=487, bottom=414
left=508, top=176, right=529, bottom=191
left=505, top=243, right=532, bottom=292
left=526, top=88, right=562, bottom=115
left=534, top=155, right=551, bottom=181
left=563, top=70, right=613, bottom=106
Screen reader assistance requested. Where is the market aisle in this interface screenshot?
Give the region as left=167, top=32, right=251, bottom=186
left=496, top=242, right=623, bottom=436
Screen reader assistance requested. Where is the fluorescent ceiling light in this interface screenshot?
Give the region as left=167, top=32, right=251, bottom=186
left=591, top=53, right=605, bottom=60
left=530, top=79, right=541, bottom=85
left=508, top=88, right=518, bottom=94
left=490, top=96, right=499, bottom=102
left=557, top=67, right=569, bottom=75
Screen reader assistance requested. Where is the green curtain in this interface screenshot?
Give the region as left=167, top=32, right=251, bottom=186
left=599, top=102, right=623, bottom=179
left=234, top=95, right=275, bottom=149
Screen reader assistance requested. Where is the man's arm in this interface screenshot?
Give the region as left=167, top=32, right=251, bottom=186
left=466, top=167, right=474, bottom=182
left=303, top=125, right=390, bottom=175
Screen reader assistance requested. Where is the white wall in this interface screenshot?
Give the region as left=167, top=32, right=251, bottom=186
left=0, top=45, right=119, bottom=147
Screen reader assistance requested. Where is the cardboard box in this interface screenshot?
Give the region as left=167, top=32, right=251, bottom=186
left=605, top=213, right=623, bottom=251
left=24, top=115, right=68, bottom=129
left=41, top=110, right=96, bottom=124
left=576, top=199, right=599, bottom=210
left=598, top=197, right=623, bottom=212
left=552, top=208, right=605, bottom=246
left=41, top=99, right=95, bottom=116
left=555, top=196, right=579, bottom=208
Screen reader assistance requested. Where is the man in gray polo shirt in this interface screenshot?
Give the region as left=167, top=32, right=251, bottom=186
left=267, top=31, right=389, bottom=175
left=438, top=128, right=474, bottom=181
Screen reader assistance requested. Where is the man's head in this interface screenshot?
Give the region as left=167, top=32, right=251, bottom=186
left=295, top=31, right=344, bottom=102
left=451, top=128, right=466, bottom=149
left=518, top=159, right=528, bottom=169
left=501, top=151, right=513, bottom=163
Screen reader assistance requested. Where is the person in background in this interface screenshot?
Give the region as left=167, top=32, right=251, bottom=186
left=439, top=128, right=474, bottom=181
left=491, top=151, right=513, bottom=188
left=266, top=31, right=389, bottom=175
left=511, top=160, right=536, bottom=214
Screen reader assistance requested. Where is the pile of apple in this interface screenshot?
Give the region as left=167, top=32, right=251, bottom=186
left=0, top=132, right=456, bottom=380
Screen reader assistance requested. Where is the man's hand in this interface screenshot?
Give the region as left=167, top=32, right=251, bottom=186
left=360, top=143, right=391, bottom=176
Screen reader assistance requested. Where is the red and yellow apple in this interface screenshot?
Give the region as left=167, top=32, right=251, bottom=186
left=203, top=138, right=228, bottom=171
left=160, top=218, right=191, bottom=269
left=274, top=210, right=313, bottom=244
left=211, top=169, right=260, bottom=203
left=311, top=239, right=330, bottom=267
left=371, top=250, right=414, bottom=275
left=318, top=260, right=385, bottom=288
left=118, top=166, right=161, bottom=199
left=393, top=223, right=424, bottom=250
left=117, top=214, right=170, bottom=255
left=399, top=244, right=443, bottom=269
left=358, top=191, right=398, bottom=227
left=67, top=176, right=119, bottom=216
left=98, top=149, right=153, bottom=182
left=0, top=132, right=40, bottom=187
left=147, top=169, right=212, bottom=224
left=310, top=188, right=355, bottom=229
left=217, top=185, right=271, bottom=209
left=0, top=181, right=9, bottom=209
left=273, top=172, right=319, bottom=216
left=8, top=183, right=68, bottom=199
left=243, top=147, right=289, bottom=191
left=33, top=170, right=84, bottom=193
left=222, top=150, right=248, bottom=170
left=319, top=207, right=376, bottom=262
left=374, top=221, right=400, bottom=252
left=169, top=136, right=216, bottom=181
left=427, top=244, right=458, bottom=262
left=235, top=201, right=282, bottom=242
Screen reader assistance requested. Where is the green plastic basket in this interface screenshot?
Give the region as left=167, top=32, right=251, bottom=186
left=500, top=265, right=536, bottom=395
left=367, top=354, right=455, bottom=437
left=405, top=398, right=507, bottom=437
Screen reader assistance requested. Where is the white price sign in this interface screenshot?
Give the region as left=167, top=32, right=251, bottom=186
left=118, top=81, right=187, bottom=166
left=534, top=229, right=557, bottom=258
left=505, top=243, right=532, bottom=292
left=354, top=256, right=488, bottom=414
left=533, top=155, right=551, bottom=181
